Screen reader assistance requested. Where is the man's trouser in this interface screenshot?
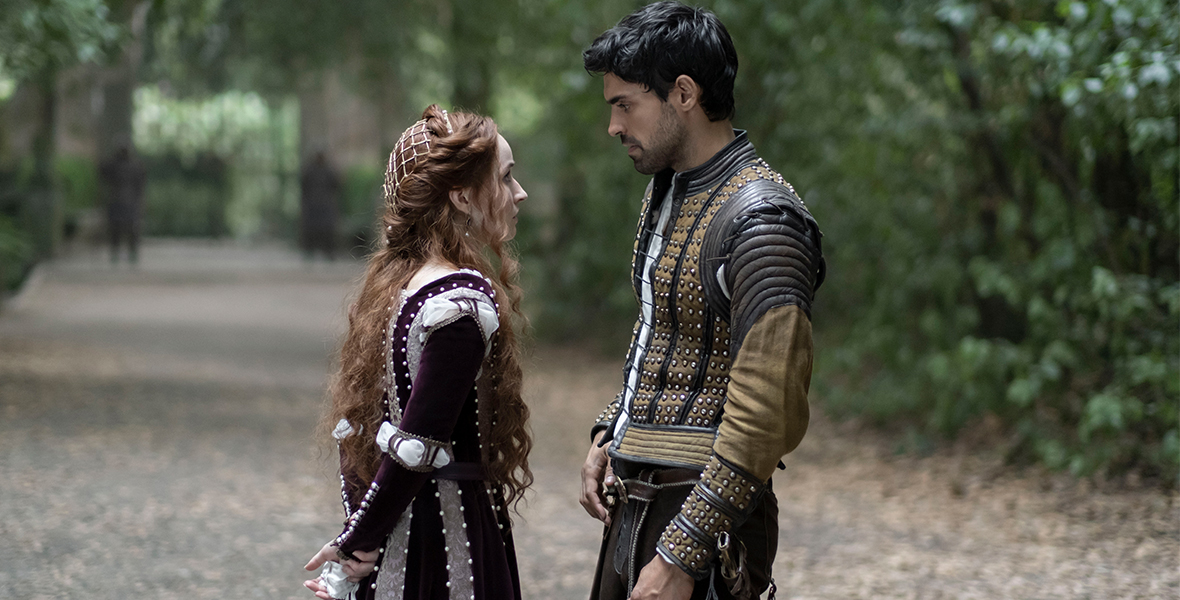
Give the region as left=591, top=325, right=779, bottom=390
left=108, top=216, right=140, bottom=263
left=589, top=461, right=778, bottom=600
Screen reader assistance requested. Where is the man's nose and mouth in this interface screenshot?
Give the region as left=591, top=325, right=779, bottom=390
left=621, top=135, right=641, bottom=155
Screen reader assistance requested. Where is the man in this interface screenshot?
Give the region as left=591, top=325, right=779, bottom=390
left=578, top=3, right=825, bottom=599
left=99, top=142, right=146, bottom=264
left=300, top=150, right=341, bottom=261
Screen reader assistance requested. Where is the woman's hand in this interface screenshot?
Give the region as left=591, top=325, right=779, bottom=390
left=302, top=576, right=332, bottom=600
left=341, top=549, right=380, bottom=580
left=303, top=542, right=338, bottom=574
left=303, top=542, right=381, bottom=599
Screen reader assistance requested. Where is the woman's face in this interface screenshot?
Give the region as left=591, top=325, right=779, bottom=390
left=484, top=134, right=527, bottom=241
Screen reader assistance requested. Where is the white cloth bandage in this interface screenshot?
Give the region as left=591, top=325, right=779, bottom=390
left=319, top=561, right=358, bottom=600
left=418, top=295, right=499, bottom=355
left=332, top=419, right=360, bottom=440
left=376, top=422, right=453, bottom=470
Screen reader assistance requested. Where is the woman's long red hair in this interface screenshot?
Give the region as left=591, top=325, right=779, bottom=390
left=322, top=105, right=532, bottom=510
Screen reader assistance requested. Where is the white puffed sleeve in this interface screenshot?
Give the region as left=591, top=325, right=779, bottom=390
left=418, top=295, right=499, bottom=354
left=375, top=421, right=454, bottom=471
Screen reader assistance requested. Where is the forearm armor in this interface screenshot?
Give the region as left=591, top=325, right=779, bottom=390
left=657, top=454, right=764, bottom=579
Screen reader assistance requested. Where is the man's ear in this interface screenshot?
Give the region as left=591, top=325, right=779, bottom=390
left=670, top=75, right=702, bottom=114
left=449, top=188, right=472, bottom=215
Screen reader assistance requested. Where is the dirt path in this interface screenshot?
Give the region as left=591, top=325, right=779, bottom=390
left=0, top=241, right=1175, bottom=599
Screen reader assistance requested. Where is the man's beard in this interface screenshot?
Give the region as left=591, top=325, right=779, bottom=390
left=630, top=103, right=686, bottom=175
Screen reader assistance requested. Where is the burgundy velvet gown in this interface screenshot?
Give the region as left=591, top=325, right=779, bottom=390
left=332, top=271, right=521, bottom=600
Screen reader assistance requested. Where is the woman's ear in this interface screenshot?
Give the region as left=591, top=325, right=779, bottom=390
left=449, top=188, right=473, bottom=215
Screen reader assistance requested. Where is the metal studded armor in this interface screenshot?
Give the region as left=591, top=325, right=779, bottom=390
left=592, top=132, right=825, bottom=581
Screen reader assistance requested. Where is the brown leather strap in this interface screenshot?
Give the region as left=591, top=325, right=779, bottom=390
left=434, top=462, right=485, bottom=480
left=650, top=467, right=703, bottom=485
left=623, top=467, right=701, bottom=502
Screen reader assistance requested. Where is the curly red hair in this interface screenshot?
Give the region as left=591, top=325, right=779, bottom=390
left=322, top=105, right=532, bottom=510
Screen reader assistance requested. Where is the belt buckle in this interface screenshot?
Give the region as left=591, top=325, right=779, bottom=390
left=717, top=531, right=738, bottom=579
left=603, top=478, right=628, bottom=507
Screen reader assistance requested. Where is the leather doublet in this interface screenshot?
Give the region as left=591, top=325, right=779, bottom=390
left=592, top=132, right=824, bottom=585
left=626, top=174, right=734, bottom=431
left=603, top=133, right=823, bottom=472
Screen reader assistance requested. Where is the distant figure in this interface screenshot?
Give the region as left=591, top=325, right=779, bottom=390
left=99, top=143, right=146, bottom=264
left=300, top=151, right=341, bottom=260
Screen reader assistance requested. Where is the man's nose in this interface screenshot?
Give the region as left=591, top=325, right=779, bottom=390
left=607, top=116, right=624, bottom=138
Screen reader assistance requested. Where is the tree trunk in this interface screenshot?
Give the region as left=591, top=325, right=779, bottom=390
left=299, top=74, right=330, bottom=164
left=451, top=0, right=493, bottom=113
left=376, top=74, right=407, bottom=164
left=96, top=1, right=150, bottom=160
left=27, top=68, right=58, bottom=259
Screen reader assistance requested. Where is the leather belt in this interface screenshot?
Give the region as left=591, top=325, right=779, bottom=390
left=608, top=466, right=704, bottom=592
left=434, top=462, right=485, bottom=481
left=621, top=467, right=701, bottom=502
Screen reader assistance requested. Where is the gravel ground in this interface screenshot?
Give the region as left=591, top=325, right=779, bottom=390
left=0, top=241, right=1175, bottom=600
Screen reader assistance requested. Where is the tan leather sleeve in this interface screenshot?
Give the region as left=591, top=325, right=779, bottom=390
left=715, top=303, right=813, bottom=480
left=657, top=304, right=813, bottom=578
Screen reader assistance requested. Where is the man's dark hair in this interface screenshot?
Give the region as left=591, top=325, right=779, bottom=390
left=583, top=1, right=738, bottom=122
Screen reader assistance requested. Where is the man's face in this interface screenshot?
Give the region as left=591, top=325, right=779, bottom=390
left=603, top=73, right=686, bottom=175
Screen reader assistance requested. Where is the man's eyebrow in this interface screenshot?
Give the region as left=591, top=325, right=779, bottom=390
left=607, top=94, right=626, bottom=105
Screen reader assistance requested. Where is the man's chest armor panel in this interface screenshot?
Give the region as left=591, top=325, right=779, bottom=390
left=628, top=161, right=790, bottom=430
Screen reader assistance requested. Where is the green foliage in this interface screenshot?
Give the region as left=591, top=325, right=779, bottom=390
left=505, top=0, right=662, bottom=344
left=503, top=0, right=1178, bottom=482
left=0, top=213, right=32, bottom=292
left=55, top=155, right=98, bottom=214
left=141, top=153, right=229, bottom=237
left=340, top=165, right=383, bottom=254
left=0, top=0, right=122, bottom=80
left=714, top=0, right=1178, bottom=483
left=133, top=84, right=299, bottom=238
left=0, top=0, right=124, bottom=267
left=0, top=163, right=32, bottom=292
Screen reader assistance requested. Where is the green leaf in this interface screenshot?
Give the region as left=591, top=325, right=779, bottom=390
left=1007, top=377, right=1041, bottom=408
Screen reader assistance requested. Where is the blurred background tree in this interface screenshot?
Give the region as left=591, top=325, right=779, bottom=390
left=0, top=0, right=120, bottom=277
left=0, top=0, right=1175, bottom=484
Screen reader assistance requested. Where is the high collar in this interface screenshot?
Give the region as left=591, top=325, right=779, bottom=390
left=663, top=130, right=755, bottom=197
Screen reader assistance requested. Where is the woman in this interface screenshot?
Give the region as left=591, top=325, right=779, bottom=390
left=303, top=105, right=531, bottom=600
